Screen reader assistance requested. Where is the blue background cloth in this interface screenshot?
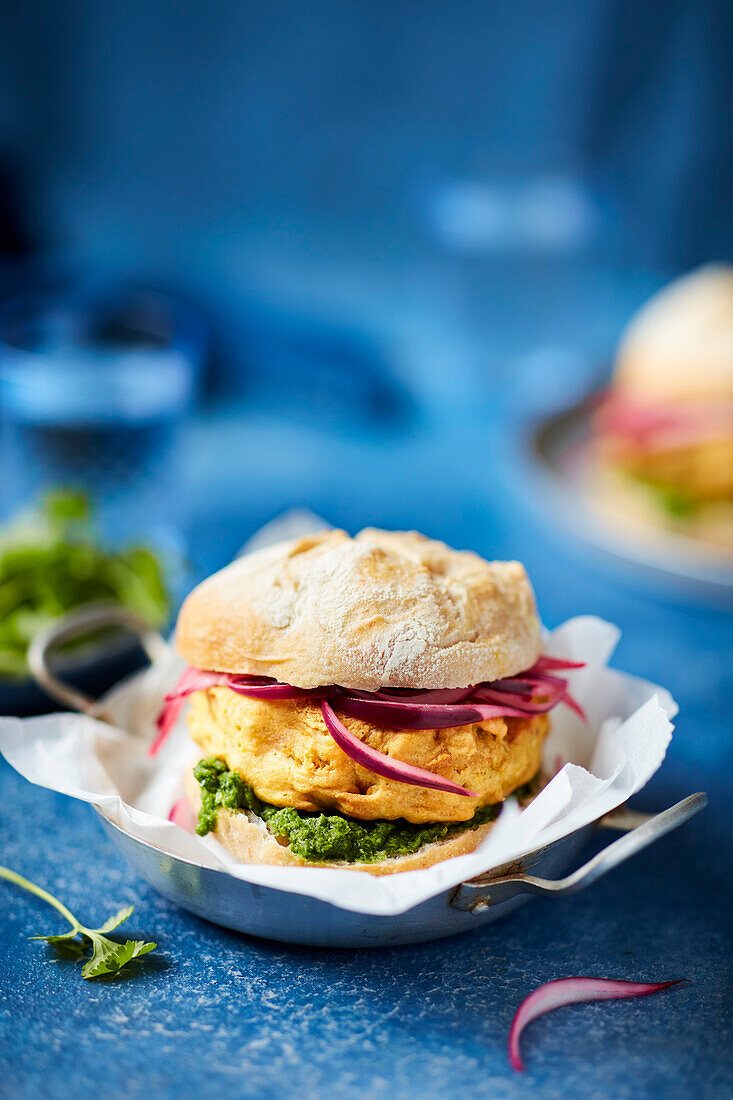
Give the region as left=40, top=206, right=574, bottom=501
left=2, top=0, right=731, bottom=274
left=1, top=405, right=732, bottom=1099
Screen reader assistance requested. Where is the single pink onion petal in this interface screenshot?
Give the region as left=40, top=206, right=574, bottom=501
left=509, top=977, right=686, bottom=1072
left=151, top=667, right=231, bottom=756
left=531, top=670, right=569, bottom=689
left=321, top=700, right=478, bottom=797
left=471, top=681, right=566, bottom=713
left=334, top=694, right=529, bottom=730
left=167, top=797, right=196, bottom=832
left=150, top=696, right=186, bottom=756
left=531, top=656, right=586, bottom=673
left=560, top=689, right=587, bottom=721
left=515, top=668, right=588, bottom=723
left=163, top=666, right=231, bottom=701
left=226, top=679, right=326, bottom=700
left=480, top=678, right=536, bottom=695
left=350, top=686, right=476, bottom=705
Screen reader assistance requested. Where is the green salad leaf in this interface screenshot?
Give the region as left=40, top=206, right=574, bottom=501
left=0, top=488, right=170, bottom=678
left=0, top=865, right=156, bottom=980
left=627, top=473, right=700, bottom=518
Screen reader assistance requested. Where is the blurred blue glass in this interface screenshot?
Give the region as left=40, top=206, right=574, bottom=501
left=0, top=286, right=206, bottom=544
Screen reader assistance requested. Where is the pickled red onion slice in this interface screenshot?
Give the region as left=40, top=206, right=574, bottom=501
left=227, top=679, right=325, bottom=700
left=167, top=797, right=196, bottom=831
left=350, top=686, right=476, bottom=705
left=334, top=695, right=529, bottom=729
left=531, top=656, right=586, bottom=672
left=509, top=977, right=686, bottom=1071
left=151, top=668, right=231, bottom=755
left=151, top=672, right=320, bottom=756
left=320, top=700, right=478, bottom=797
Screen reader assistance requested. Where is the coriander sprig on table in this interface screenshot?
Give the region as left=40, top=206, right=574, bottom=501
left=0, top=865, right=157, bottom=979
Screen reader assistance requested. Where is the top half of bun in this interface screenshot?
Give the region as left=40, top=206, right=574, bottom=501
left=175, top=528, right=542, bottom=691
left=614, top=264, right=733, bottom=403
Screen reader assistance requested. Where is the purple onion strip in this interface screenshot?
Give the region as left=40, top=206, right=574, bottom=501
left=334, top=694, right=528, bottom=729
left=320, top=700, right=478, bottom=797
left=509, top=977, right=686, bottom=1072
left=152, top=655, right=588, bottom=761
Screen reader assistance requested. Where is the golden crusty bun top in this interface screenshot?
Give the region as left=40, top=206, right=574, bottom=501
left=175, top=528, right=542, bottom=691
left=614, top=264, right=733, bottom=403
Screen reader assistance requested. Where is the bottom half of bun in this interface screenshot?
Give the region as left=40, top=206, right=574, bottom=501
left=185, top=769, right=500, bottom=875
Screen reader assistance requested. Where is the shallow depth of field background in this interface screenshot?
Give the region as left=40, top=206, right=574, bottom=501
left=0, top=0, right=730, bottom=583
left=1, top=7, right=733, bottom=1098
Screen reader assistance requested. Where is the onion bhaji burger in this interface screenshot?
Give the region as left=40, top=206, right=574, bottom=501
left=155, top=529, right=584, bottom=874
left=593, top=264, right=733, bottom=549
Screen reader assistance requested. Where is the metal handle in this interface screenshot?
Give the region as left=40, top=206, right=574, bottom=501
left=450, top=792, right=707, bottom=912
left=28, top=601, right=170, bottom=719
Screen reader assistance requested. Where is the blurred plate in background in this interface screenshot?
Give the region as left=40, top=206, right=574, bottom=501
left=526, top=394, right=733, bottom=604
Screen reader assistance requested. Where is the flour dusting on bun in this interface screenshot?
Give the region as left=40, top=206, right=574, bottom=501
left=176, top=528, right=542, bottom=691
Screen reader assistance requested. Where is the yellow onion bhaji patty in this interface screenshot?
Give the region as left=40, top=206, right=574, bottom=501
left=187, top=687, right=549, bottom=825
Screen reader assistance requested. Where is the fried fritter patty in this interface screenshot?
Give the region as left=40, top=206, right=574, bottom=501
left=186, top=688, right=549, bottom=824
left=602, top=435, right=733, bottom=501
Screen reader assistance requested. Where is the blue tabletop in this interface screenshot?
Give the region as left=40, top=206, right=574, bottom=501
left=1, top=406, right=732, bottom=1099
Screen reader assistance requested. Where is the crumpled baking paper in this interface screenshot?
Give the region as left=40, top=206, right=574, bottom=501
left=0, top=514, right=676, bottom=918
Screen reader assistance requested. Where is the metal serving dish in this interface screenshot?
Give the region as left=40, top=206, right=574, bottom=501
left=0, top=630, right=149, bottom=718
left=29, top=603, right=707, bottom=949
left=526, top=394, right=733, bottom=603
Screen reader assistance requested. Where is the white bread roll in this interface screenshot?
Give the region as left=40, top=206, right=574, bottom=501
left=614, top=264, right=733, bottom=403
left=176, top=528, right=542, bottom=691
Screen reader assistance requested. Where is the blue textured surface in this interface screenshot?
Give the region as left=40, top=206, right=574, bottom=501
left=1, top=409, right=732, bottom=1099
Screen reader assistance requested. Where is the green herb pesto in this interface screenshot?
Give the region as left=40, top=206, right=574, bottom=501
left=193, top=757, right=502, bottom=864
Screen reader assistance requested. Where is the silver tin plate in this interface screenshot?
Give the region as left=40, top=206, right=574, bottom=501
left=96, top=807, right=592, bottom=947
left=30, top=602, right=707, bottom=948
left=526, top=395, right=733, bottom=602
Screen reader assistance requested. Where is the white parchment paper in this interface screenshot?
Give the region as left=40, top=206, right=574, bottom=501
left=0, top=614, right=675, bottom=916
